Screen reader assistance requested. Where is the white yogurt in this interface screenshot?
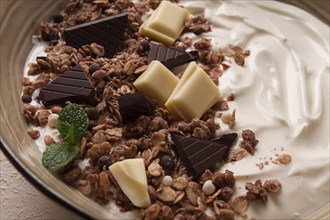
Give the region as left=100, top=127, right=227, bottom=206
left=24, top=1, right=329, bottom=219
left=180, top=0, right=329, bottom=219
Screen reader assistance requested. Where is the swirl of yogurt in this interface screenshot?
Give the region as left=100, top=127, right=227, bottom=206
left=179, top=0, right=329, bottom=219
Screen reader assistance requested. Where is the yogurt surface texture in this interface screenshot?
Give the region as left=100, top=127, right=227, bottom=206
left=24, top=0, right=329, bottom=219
left=179, top=0, right=329, bottom=218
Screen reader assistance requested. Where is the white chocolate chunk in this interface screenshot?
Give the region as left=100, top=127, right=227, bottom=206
left=165, top=62, right=221, bottom=121
left=133, top=60, right=179, bottom=106
left=109, top=158, right=151, bottom=208
left=139, top=1, right=189, bottom=45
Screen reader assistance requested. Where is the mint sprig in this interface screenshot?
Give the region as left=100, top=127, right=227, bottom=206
left=57, top=103, right=89, bottom=144
left=42, top=142, right=80, bottom=170
left=42, top=103, right=88, bottom=170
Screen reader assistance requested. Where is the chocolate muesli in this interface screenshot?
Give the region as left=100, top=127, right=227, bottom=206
left=19, top=0, right=330, bottom=219
left=22, top=0, right=279, bottom=218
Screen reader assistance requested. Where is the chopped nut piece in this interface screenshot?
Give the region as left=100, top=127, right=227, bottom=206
left=223, top=170, right=235, bottom=188
left=257, top=162, right=264, bottom=170
left=141, top=203, right=161, bottom=220
left=194, top=38, right=211, bottom=50
left=185, top=181, right=199, bottom=206
left=221, top=112, right=232, bottom=125
left=218, top=186, right=234, bottom=202
left=148, top=185, right=157, bottom=203
left=64, top=167, right=81, bottom=184
left=226, top=93, right=235, bottom=101
left=277, top=154, right=292, bottom=165
left=157, top=186, right=176, bottom=202
left=240, top=129, right=258, bottom=155
left=263, top=179, right=282, bottom=193
left=27, top=128, right=40, bottom=139
left=245, top=179, right=268, bottom=202
left=92, top=69, right=108, bottom=79
left=148, top=161, right=163, bottom=177
left=185, top=14, right=211, bottom=34
left=172, top=176, right=188, bottom=191
left=228, top=148, right=247, bottom=161
left=173, top=191, right=185, bottom=204
left=44, top=135, right=55, bottom=146
left=51, top=106, right=62, bottom=114
left=214, top=207, right=235, bottom=220
left=232, top=196, right=248, bottom=214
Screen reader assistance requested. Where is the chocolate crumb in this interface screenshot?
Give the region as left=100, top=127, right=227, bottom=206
left=85, top=107, right=99, bottom=120
left=88, top=64, right=100, bottom=74
left=27, top=128, right=40, bottom=139
left=98, top=155, right=112, bottom=170
left=160, top=155, right=175, bottom=171
left=21, top=94, right=32, bottom=103
left=240, top=129, right=259, bottom=155
left=192, top=26, right=204, bottom=35
left=52, top=14, right=64, bottom=23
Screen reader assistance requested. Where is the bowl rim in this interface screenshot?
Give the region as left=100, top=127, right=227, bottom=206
left=0, top=138, right=92, bottom=220
left=0, top=0, right=328, bottom=219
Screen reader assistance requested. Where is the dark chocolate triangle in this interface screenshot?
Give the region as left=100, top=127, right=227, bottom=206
left=148, top=43, right=199, bottom=69
left=39, top=64, right=96, bottom=106
left=63, top=13, right=128, bottom=58
left=170, top=132, right=236, bottom=178
left=212, top=133, right=238, bottom=148
left=117, top=91, right=155, bottom=123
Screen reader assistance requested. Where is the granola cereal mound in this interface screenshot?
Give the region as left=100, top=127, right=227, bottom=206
left=21, top=0, right=289, bottom=219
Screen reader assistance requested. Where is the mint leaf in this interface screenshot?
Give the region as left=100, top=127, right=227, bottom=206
left=42, top=103, right=88, bottom=170
left=42, top=142, right=79, bottom=170
left=57, top=103, right=88, bottom=144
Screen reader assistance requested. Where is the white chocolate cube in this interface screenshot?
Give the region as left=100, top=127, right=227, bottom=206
left=133, top=60, right=179, bottom=106
left=109, top=158, right=151, bottom=208
left=165, top=62, right=221, bottom=122
left=139, top=1, right=189, bottom=45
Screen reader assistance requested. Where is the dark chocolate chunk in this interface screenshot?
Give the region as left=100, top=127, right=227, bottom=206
left=147, top=43, right=199, bottom=69
left=63, top=12, right=128, bottom=58
left=88, top=63, right=100, bottom=74
left=117, top=91, right=155, bottom=123
left=98, top=155, right=112, bottom=170
left=212, top=133, right=238, bottom=148
left=160, top=155, right=175, bottom=170
left=141, top=40, right=150, bottom=51
left=170, top=132, right=236, bottom=178
left=88, top=120, right=98, bottom=129
left=53, top=14, right=64, bottom=23
left=49, top=40, right=59, bottom=46
left=85, top=107, right=99, bottom=120
left=36, top=56, right=47, bottom=61
left=21, top=94, right=32, bottom=103
left=39, top=64, right=96, bottom=106
left=192, top=26, right=204, bottom=35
